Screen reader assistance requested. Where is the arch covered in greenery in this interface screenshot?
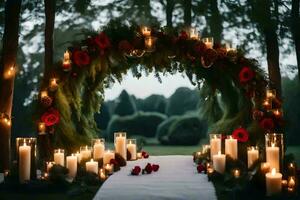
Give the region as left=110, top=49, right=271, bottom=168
left=36, top=21, right=282, bottom=153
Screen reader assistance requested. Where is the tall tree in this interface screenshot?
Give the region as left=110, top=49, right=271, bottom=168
left=291, top=0, right=300, bottom=80
left=166, top=0, right=175, bottom=28
left=183, top=0, right=192, bottom=26
left=207, top=0, right=222, bottom=43
left=0, top=0, right=22, bottom=172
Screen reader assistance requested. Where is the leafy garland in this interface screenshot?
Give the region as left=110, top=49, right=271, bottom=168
left=36, top=20, right=283, bottom=156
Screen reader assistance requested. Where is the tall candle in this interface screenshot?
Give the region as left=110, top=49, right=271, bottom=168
left=213, top=151, right=226, bottom=174
left=86, top=159, right=98, bottom=174
left=127, top=139, right=137, bottom=160
left=115, top=133, right=126, bottom=160
left=103, top=150, right=115, bottom=165
left=266, top=168, right=282, bottom=196
left=54, top=149, right=65, bottom=166
left=210, top=134, right=221, bottom=159
left=247, top=146, right=259, bottom=168
left=225, top=136, right=238, bottom=159
left=75, top=151, right=81, bottom=163
left=66, top=154, right=77, bottom=179
left=19, top=143, right=31, bottom=183
left=93, top=141, right=105, bottom=160
left=266, top=143, right=280, bottom=172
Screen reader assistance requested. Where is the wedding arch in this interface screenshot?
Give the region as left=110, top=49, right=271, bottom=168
left=36, top=21, right=283, bottom=155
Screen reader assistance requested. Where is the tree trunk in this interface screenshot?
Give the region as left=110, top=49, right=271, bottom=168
left=166, top=0, right=175, bottom=28
left=208, top=0, right=222, bottom=43
left=44, top=0, right=56, bottom=78
left=291, top=0, right=300, bottom=80
left=0, top=0, right=22, bottom=172
left=183, top=0, right=192, bottom=26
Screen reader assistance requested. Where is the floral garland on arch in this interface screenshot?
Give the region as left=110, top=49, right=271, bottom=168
left=35, top=20, right=284, bottom=157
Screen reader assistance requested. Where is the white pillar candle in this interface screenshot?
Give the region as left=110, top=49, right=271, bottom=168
left=115, top=133, right=126, bottom=159
left=247, top=146, right=259, bottom=168
left=210, top=135, right=221, bottom=159
left=66, top=154, right=77, bottom=179
left=54, top=149, right=65, bottom=166
left=266, top=143, right=280, bottom=172
left=213, top=151, right=226, bottom=174
left=19, top=143, right=31, bottom=183
left=46, top=161, right=54, bottom=173
left=127, top=140, right=137, bottom=160
left=266, top=168, right=282, bottom=196
left=86, top=159, right=98, bottom=174
left=80, top=146, right=92, bottom=161
left=103, top=150, right=115, bottom=165
left=225, top=136, right=238, bottom=160
left=93, top=142, right=105, bottom=160
left=75, top=151, right=81, bottom=163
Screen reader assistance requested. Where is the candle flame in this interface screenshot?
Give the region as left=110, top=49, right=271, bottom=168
left=271, top=143, right=275, bottom=147
left=271, top=168, right=276, bottom=175
left=288, top=177, right=296, bottom=188
left=290, top=163, right=294, bottom=168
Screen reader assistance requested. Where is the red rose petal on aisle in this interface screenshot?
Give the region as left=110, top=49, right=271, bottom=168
left=152, top=164, right=160, bottom=172
left=131, top=166, right=141, bottom=175
left=197, top=164, right=205, bottom=173
left=144, top=163, right=153, bottom=174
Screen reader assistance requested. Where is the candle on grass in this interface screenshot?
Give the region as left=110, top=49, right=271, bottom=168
left=54, top=149, right=65, bottom=167
left=19, top=142, right=31, bottom=183
left=86, top=159, right=98, bottom=174
left=103, top=150, right=115, bottom=165
left=210, top=134, right=221, bottom=159
left=266, top=168, right=282, bottom=196
left=127, top=139, right=137, bottom=160
left=115, top=132, right=127, bottom=160
left=247, top=146, right=259, bottom=168
left=66, top=154, right=77, bottom=179
left=225, top=135, right=238, bottom=160
left=213, top=151, right=226, bottom=174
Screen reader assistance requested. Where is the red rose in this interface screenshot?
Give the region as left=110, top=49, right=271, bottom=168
left=197, top=164, right=205, bottom=173
left=73, top=50, right=90, bottom=67
left=260, top=118, right=275, bottom=130
left=94, top=32, right=110, bottom=50
left=41, top=108, right=60, bottom=126
left=152, top=164, right=159, bottom=172
left=110, top=159, right=118, bottom=166
left=232, top=127, right=249, bottom=142
left=143, top=163, right=153, bottom=174
left=239, top=66, right=255, bottom=84
left=142, top=151, right=149, bottom=159
left=118, top=40, right=133, bottom=53
left=179, top=31, right=188, bottom=40
left=194, top=42, right=207, bottom=55
left=131, top=166, right=141, bottom=175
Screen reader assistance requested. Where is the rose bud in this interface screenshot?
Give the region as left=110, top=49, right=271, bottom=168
left=143, top=163, right=153, bottom=174
left=197, top=164, right=205, bottom=173
left=131, top=166, right=141, bottom=175
left=152, top=164, right=160, bottom=172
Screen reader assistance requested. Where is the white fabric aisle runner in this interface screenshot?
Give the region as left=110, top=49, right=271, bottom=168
left=94, top=155, right=217, bottom=200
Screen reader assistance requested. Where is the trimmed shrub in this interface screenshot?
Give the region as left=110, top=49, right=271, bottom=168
left=138, top=94, right=167, bottom=114
left=114, top=90, right=136, bottom=116
left=107, top=111, right=167, bottom=141
left=165, top=87, right=200, bottom=116
left=156, top=116, right=180, bottom=144
left=167, top=114, right=207, bottom=145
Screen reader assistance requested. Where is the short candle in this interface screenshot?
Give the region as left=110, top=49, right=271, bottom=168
left=54, top=149, right=65, bottom=167
left=210, top=134, right=221, bottom=159
left=127, top=139, right=137, bottom=160
left=225, top=135, right=238, bottom=160
left=115, top=132, right=127, bottom=160
left=103, top=150, right=115, bottom=166
left=86, top=159, right=98, bottom=174
left=80, top=146, right=92, bottom=161
left=247, top=146, right=259, bottom=168
left=92, top=139, right=105, bottom=160
left=213, top=151, right=226, bottom=174
left=266, top=168, right=282, bottom=196
left=66, top=154, right=77, bottom=179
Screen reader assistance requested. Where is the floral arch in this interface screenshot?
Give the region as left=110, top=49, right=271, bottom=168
left=36, top=21, right=283, bottom=157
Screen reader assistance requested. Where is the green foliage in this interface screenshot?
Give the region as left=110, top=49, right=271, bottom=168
left=107, top=111, right=167, bottom=140
left=114, top=90, right=137, bottom=116
left=156, top=116, right=180, bottom=144
left=167, top=114, right=207, bottom=145
left=282, top=76, right=300, bottom=145
left=165, top=87, right=200, bottom=116
left=136, top=94, right=167, bottom=114
left=94, top=103, right=110, bottom=130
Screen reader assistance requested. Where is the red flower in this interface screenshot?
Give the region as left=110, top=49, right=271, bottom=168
left=131, top=166, right=141, bottom=175
left=260, top=118, right=275, bottom=130
left=41, top=108, right=60, bottom=126
left=142, top=151, right=149, bottom=159
left=239, top=66, right=255, bottom=84
left=110, top=159, right=118, bottom=166
left=143, top=163, right=153, bottom=174
left=152, top=164, right=160, bottom=172
left=194, top=42, right=207, bottom=55
left=197, top=164, right=205, bottom=173
left=179, top=31, right=188, bottom=40
left=232, top=127, right=249, bottom=142
left=73, top=50, right=90, bottom=67
left=118, top=40, right=133, bottom=53
left=94, top=32, right=110, bottom=50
